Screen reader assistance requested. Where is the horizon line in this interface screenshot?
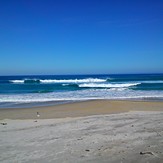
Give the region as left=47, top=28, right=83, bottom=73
left=0, top=72, right=163, bottom=76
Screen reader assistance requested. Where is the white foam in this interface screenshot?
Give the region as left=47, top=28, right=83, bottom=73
left=40, top=78, right=106, bottom=83
left=79, top=83, right=140, bottom=88
left=11, top=80, right=24, bottom=83
left=109, top=88, right=128, bottom=91
left=1, top=89, right=163, bottom=103
left=10, top=78, right=106, bottom=84
left=10, top=79, right=40, bottom=83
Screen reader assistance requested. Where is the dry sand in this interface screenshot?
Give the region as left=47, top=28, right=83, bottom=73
left=0, top=100, right=163, bottom=163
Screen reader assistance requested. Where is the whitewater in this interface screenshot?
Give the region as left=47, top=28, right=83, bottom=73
left=0, top=74, right=163, bottom=108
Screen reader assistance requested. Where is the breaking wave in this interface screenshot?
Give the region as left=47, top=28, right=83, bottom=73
left=10, top=78, right=106, bottom=84
left=79, top=83, right=140, bottom=88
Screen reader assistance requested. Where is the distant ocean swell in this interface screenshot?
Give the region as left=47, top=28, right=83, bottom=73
left=0, top=74, right=163, bottom=108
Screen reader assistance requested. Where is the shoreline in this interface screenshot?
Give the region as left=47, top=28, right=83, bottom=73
left=1, top=97, right=163, bottom=109
left=0, top=99, right=163, bottom=120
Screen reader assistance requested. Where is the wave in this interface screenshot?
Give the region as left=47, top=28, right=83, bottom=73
left=39, top=78, right=106, bottom=83
left=11, top=79, right=41, bottom=84
left=10, top=78, right=106, bottom=84
left=11, top=80, right=24, bottom=83
left=79, top=83, right=140, bottom=88
left=10, top=79, right=40, bottom=84
left=24, top=79, right=40, bottom=84
left=9, top=79, right=163, bottom=84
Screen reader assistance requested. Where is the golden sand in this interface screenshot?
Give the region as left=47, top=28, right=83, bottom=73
left=0, top=100, right=163, bottom=119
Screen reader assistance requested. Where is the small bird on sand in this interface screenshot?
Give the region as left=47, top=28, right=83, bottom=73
left=37, top=112, right=40, bottom=118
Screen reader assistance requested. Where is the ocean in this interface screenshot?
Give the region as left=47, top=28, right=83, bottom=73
left=0, top=74, right=163, bottom=108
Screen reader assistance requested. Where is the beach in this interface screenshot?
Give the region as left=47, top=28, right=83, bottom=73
left=1, top=0, right=163, bottom=161
left=0, top=100, right=163, bottom=119
left=0, top=100, right=163, bottom=163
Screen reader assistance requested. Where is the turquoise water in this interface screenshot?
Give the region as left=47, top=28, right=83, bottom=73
left=0, top=74, right=163, bottom=108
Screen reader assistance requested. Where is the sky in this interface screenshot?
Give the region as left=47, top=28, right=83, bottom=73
left=0, top=0, right=163, bottom=75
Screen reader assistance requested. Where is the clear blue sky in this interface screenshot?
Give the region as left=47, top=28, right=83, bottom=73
left=0, top=0, right=163, bottom=75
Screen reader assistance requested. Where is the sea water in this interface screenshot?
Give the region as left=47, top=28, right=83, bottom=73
left=0, top=74, right=163, bottom=108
